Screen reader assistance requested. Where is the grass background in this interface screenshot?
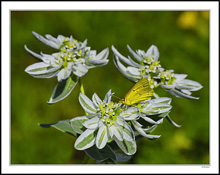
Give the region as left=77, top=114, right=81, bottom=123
left=11, top=11, right=209, bottom=164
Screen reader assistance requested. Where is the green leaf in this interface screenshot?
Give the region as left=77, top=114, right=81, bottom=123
left=70, top=116, right=88, bottom=134
left=48, top=74, right=78, bottom=104
left=85, top=144, right=117, bottom=161
left=116, top=153, right=132, bottom=162
left=113, top=136, right=136, bottom=155
left=107, top=140, right=120, bottom=151
left=74, top=129, right=97, bottom=150
left=39, top=119, right=77, bottom=137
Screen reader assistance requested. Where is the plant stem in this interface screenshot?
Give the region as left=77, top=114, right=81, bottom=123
left=79, top=78, right=86, bottom=95
left=79, top=78, right=88, bottom=115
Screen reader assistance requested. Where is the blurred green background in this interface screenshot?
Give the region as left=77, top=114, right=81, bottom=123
left=11, top=11, right=209, bottom=164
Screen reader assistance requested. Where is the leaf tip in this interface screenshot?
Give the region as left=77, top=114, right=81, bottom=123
left=47, top=99, right=54, bottom=105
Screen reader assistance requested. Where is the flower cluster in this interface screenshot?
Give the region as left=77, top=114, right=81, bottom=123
left=28, top=32, right=202, bottom=162
left=112, top=45, right=203, bottom=99
left=25, top=32, right=109, bottom=103
left=70, top=90, right=172, bottom=155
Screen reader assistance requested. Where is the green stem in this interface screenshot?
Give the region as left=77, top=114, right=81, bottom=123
left=79, top=78, right=85, bottom=95
left=79, top=78, right=88, bottom=115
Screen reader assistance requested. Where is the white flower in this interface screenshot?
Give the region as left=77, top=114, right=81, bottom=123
left=161, top=74, right=203, bottom=99
left=112, top=44, right=202, bottom=100
left=24, top=32, right=109, bottom=103
left=70, top=90, right=173, bottom=155
left=121, top=97, right=172, bottom=140
left=25, top=33, right=109, bottom=81
left=71, top=90, right=136, bottom=155
left=112, top=45, right=160, bottom=82
left=32, top=31, right=86, bottom=50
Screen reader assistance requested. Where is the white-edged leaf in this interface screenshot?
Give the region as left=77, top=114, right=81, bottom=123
left=110, top=123, right=123, bottom=141
left=149, top=97, right=172, bottom=105
left=40, top=52, right=57, bottom=65
left=72, top=64, right=88, bottom=77
left=104, top=89, right=112, bottom=104
left=166, top=89, right=182, bottom=98
left=128, top=56, right=142, bottom=67
left=127, top=66, right=141, bottom=76
left=176, top=79, right=203, bottom=91
left=24, top=45, right=43, bottom=61
left=113, top=136, right=136, bottom=155
left=175, top=74, right=188, bottom=80
left=142, top=103, right=172, bottom=114
left=39, top=119, right=77, bottom=137
left=160, top=84, right=175, bottom=90
left=96, top=124, right=109, bottom=149
left=30, top=69, right=60, bottom=79
left=83, top=116, right=100, bottom=129
left=113, top=55, right=140, bottom=82
left=74, top=128, right=97, bottom=150
left=93, top=48, right=109, bottom=60
left=166, top=115, right=181, bottom=128
left=121, top=122, right=135, bottom=141
left=141, top=115, right=161, bottom=125
left=132, top=120, right=160, bottom=140
left=25, top=62, right=61, bottom=75
left=70, top=116, right=89, bottom=134
left=32, top=31, right=60, bottom=49
left=57, top=63, right=73, bottom=82
left=146, top=45, right=159, bottom=61
left=57, top=35, right=65, bottom=44
left=87, top=59, right=109, bottom=67
left=121, top=107, right=139, bottom=115
left=120, top=107, right=139, bottom=120
left=123, top=113, right=139, bottom=120
left=112, top=45, right=134, bottom=66
left=143, top=125, right=158, bottom=134
left=48, top=74, right=78, bottom=104
left=127, top=45, right=143, bottom=62
left=79, top=39, right=87, bottom=49
left=92, top=93, right=102, bottom=108
left=45, top=34, right=60, bottom=44
left=79, top=93, right=97, bottom=114
left=172, top=88, right=199, bottom=100
left=116, top=116, right=125, bottom=126
left=181, top=89, right=192, bottom=95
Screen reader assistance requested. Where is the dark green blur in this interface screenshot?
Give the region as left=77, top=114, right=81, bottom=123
left=11, top=11, right=209, bottom=164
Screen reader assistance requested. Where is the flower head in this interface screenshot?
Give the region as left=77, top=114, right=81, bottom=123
left=160, top=74, right=203, bottom=100
left=112, top=45, right=202, bottom=100
left=24, top=32, right=109, bottom=103
left=70, top=90, right=173, bottom=155
left=25, top=32, right=109, bottom=82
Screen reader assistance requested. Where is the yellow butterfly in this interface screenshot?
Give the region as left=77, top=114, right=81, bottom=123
left=119, top=77, right=154, bottom=105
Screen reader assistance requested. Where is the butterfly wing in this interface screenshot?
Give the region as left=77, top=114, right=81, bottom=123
left=123, top=77, right=153, bottom=105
